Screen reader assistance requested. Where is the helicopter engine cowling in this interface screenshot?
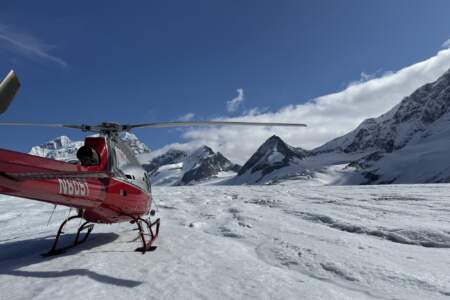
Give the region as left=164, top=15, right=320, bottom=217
left=77, top=145, right=100, bottom=166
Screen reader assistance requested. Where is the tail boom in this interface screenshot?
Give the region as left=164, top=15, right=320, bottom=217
left=0, top=149, right=107, bottom=208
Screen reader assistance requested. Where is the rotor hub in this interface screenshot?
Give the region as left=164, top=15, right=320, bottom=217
left=80, top=122, right=131, bottom=134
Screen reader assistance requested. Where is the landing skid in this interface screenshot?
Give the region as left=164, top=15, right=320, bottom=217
left=43, top=214, right=94, bottom=257
left=43, top=213, right=160, bottom=256
left=132, top=217, right=160, bottom=254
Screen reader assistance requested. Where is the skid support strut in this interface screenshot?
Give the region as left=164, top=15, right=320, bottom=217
left=43, top=213, right=94, bottom=256
left=133, top=217, right=160, bottom=254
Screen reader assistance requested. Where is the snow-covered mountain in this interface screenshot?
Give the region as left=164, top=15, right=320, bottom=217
left=143, top=149, right=188, bottom=174
left=317, top=68, right=450, bottom=154
left=29, top=136, right=84, bottom=162
left=146, top=146, right=240, bottom=186
left=230, top=67, right=450, bottom=185
left=29, top=133, right=150, bottom=162
left=29, top=134, right=240, bottom=186
left=119, top=132, right=151, bottom=154
left=229, top=135, right=310, bottom=184
left=28, top=67, right=450, bottom=185
left=312, top=67, right=450, bottom=184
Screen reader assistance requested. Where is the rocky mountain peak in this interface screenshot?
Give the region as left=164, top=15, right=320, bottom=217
left=180, top=146, right=239, bottom=185
left=189, top=145, right=214, bottom=159
left=265, top=134, right=283, bottom=144
left=29, top=136, right=84, bottom=161
left=51, top=136, right=72, bottom=148
left=237, top=135, right=307, bottom=179
left=316, top=67, right=450, bottom=154
left=146, top=145, right=240, bottom=185
left=119, top=132, right=151, bottom=154
left=143, top=149, right=187, bottom=173
left=30, top=133, right=151, bottom=161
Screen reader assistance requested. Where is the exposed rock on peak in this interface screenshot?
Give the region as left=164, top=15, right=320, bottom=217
left=146, top=145, right=240, bottom=186
left=180, top=146, right=240, bottom=185
left=30, top=133, right=151, bottom=161
left=316, top=67, right=450, bottom=154
left=143, top=149, right=187, bottom=173
left=231, top=135, right=309, bottom=184
left=238, top=135, right=307, bottom=176
left=29, top=136, right=84, bottom=161
left=119, top=132, right=151, bottom=154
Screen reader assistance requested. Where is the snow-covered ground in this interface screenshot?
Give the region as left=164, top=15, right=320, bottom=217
left=1, top=184, right=450, bottom=299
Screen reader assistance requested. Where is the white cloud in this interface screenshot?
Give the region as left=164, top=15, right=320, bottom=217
left=179, top=112, right=195, bottom=121
left=346, top=69, right=386, bottom=87
left=442, top=38, right=450, bottom=49
left=0, top=24, right=67, bottom=67
left=226, top=88, right=245, bottom=112
left=175, top=47, right=450, bottom=164
left=360, top=71, right=372, bottom=81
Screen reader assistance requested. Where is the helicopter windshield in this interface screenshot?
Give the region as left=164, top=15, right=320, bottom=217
left=112, top=141, right=148, bottom=187
left=114, top=147, right=130, bottom=171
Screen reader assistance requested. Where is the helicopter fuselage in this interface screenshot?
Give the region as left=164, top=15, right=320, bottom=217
left=0, top=135, right=153, bottom=224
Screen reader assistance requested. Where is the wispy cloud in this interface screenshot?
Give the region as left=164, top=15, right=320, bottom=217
left=226, top=88, right=244, bottom=112
left=442, top=38, right=450, bottom=49
left=179, top=112, right=195, bottom=121
left=177, top=47, right=450, bottom=163
left=346, top=69, right=390, bottom=87
left=0, top=24, right=67, bottom=67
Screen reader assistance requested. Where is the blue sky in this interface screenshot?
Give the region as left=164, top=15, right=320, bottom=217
left=1, top=1, right=450, bottom=155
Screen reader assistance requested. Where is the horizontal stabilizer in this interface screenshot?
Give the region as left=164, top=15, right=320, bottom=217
left=0, top=70, right=20, bottom=114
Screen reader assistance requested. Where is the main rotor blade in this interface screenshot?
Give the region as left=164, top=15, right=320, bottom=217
left=0, top=70, right=20, bottom=114
left=129, top=121, right=307, bottom=129
left=0, top=122, right=83, bottom=129
left=0, top=120, right=307, bottom=132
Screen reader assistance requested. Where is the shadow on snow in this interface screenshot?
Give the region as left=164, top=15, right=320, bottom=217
left=0, top=232, right=143, bottom=288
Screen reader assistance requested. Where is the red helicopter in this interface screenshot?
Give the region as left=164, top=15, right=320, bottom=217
left=0, top=70, right=306, bottom=255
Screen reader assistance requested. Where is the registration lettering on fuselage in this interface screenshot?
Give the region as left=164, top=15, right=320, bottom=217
left=58, top=179, right=89, bottom=197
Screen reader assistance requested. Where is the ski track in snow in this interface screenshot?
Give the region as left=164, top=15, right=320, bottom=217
left=0, top=184, right=450, bottom=299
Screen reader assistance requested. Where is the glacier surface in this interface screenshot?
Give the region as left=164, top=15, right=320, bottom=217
left=0, top=184, right=449, bottom=299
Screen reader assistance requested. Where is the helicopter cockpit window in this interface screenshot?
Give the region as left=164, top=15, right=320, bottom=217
left=113, top=143, right=145, bottom=184
left=114, top=147, right=130, bottom=171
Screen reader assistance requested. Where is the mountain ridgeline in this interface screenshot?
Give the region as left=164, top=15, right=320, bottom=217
left=312, top=67, right=450, bottom=184
left=29, top=132, right=150, bottom=161
left=29, top=136, right=84, bottom=162
left=28, top=134, right=241, bottom=186
left=317, top=68, right=450, bottom=154
left=29, top=67, right=450, bottom=185
left=229, top=135, right=310, bottom=184
left=227, top=66, right=450, bottom=185
left=144, top=146, right=240, bottom=186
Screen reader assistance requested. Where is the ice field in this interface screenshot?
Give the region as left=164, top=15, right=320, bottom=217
left=0, top=184, right=449, bottom=299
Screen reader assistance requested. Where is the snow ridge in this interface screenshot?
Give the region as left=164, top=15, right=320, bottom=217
left=29, top=136, right=84, bottom=162
left=29, top=133, right=150, bottom=162
left=228, top=67, right=450, bottom=185
left=229, top=135, right=310, bottom=184
left=28, top=67, right=450, bottom=185
left=317, top=68, right=450, bottom=154
left=146, top=146, right=240, bottom=186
